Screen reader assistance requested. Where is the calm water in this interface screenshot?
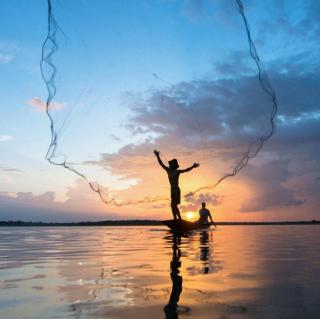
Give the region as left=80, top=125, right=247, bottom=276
left=0, top=225, right=319, bottom=319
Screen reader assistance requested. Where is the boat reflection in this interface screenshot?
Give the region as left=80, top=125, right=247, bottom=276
left=164, top=230, right=213, bottom=318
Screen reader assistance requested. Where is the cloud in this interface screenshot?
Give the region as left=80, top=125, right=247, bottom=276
left=0, top=135, right=14, bottom=142
left=182, top=192, right=222, bottom=211
left=0, top=53, right=13, bottom=64
left=1, top=0, right=319, bottom=221
left=214, top=51, right=254, bottom=77
left=28, top=97, right=64, bottom=112
left=240, top=160, right=306, bottom=212
left=109, top=134, right=122, bottom=142
left=257, top=0, right=320, bottom=44
left=85, top=49, right=320, bottom=218
left=125, top=58, right=320, bottom=159
left=0, top=179, right=119, bottom=222
left=0, top=167, right=22, bottom=173
left=182, top=0, right=203, bottom=22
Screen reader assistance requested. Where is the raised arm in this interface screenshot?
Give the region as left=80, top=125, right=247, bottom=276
left=154, top=150, right=168, bottom=170
left=179, top=163, right=199, bottom=173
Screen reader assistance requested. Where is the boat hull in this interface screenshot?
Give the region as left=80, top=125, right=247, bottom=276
left=162, top=219, right=211, bottom=232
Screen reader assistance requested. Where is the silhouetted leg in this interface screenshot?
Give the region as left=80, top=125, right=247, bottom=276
left=171, top=203, right=177, bottom=219
left=171, top=203, right=181, bottom=220
left=175, top=206, right=181, bottom=220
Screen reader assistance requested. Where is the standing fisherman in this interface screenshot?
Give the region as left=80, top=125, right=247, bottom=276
left=154, top=150, right=199, bottom=220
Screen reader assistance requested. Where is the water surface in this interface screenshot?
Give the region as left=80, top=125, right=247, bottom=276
left=0, top=225, right=319, bottom=318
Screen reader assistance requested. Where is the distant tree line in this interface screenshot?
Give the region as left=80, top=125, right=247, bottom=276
left=0, top=220, right=318, bottom=227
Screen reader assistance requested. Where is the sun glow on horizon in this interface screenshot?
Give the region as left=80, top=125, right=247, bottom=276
left=185, top=211, right=198, bottom=221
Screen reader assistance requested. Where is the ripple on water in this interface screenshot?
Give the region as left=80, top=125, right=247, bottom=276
left=0, top=225, right=320, bottom=319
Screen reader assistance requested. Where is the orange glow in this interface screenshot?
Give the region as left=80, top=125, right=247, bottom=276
left=185, top=211, right=198, bottom=221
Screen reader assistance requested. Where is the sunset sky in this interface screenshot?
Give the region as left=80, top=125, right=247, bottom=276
left=0, top=0, right=319, bottom=222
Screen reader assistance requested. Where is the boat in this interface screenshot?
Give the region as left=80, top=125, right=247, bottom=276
left=162, top=219, right=211, bottom=232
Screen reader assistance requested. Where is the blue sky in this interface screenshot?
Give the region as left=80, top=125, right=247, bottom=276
left=0, top=0, right=319, bottom=221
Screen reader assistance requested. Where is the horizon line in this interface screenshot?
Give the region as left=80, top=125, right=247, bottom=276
left=0, top=219, right=319, bottom=226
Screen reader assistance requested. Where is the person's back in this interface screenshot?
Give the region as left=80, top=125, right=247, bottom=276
left=167, top=167, right=180, bottom=189
left=199, top=208, right=210, bottom=223
left=198, top=202, right=212, bottom=224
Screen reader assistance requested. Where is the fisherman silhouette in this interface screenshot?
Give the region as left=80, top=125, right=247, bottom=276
left=198, top=202, right=216, bottom=228
left=154, top=150, right=199, bottom=220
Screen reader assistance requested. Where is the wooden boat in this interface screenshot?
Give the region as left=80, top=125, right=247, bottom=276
left=162, top=219, right=211, bottom=232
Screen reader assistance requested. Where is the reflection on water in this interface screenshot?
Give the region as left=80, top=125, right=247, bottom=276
left=164, top=234, right=187, bottom=319
left=164, top=230, right=215, bottom=318
left=0, top=226, right=320, bottom=318
left=163, top=231, right=215, bottom=318
left=200, top=230, right=211, bottom=274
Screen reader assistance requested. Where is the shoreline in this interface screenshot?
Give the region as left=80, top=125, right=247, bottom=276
left=0, top=220, right=319, bottom=227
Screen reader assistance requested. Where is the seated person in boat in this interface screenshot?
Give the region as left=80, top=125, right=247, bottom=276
left=154, top=150, right=199, bottom=220
left=198, top=202, right=215, bottom=225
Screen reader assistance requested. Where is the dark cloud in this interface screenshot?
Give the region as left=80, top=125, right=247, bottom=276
left=214, top=51, right=254, bottom=76
left=88, top=50, right=320, bottom=216
left=255, top=0, right=320, bottom=47
left=0, top=180, right=119, bottom=222
left=240, top=160, right=306, bottom=212
left=126, top=57, right=320, bottom=157
left=0, top=191, right=64, bottom=222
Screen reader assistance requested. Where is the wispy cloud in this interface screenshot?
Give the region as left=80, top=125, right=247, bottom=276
left=0, top=192, right=17, bottom=199
left=0, top=53, right=13, bottom=64
left=182, top=0, right=203, bottom=22
left=28, top=97, right=64, bottom=112
left=0, top=167, right=22, bottom=173
left=109, top=134, right=122, bottom=142
left=0, top=135, right=14, bottom=142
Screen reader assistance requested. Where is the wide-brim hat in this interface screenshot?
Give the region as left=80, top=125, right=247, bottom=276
left=168, top=159, right=179, bottom=169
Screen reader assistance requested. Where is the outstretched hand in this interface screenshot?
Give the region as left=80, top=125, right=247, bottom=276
left=193, top=163, right=200, bottom=168
left=154, top=150, right=160, bottom=156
